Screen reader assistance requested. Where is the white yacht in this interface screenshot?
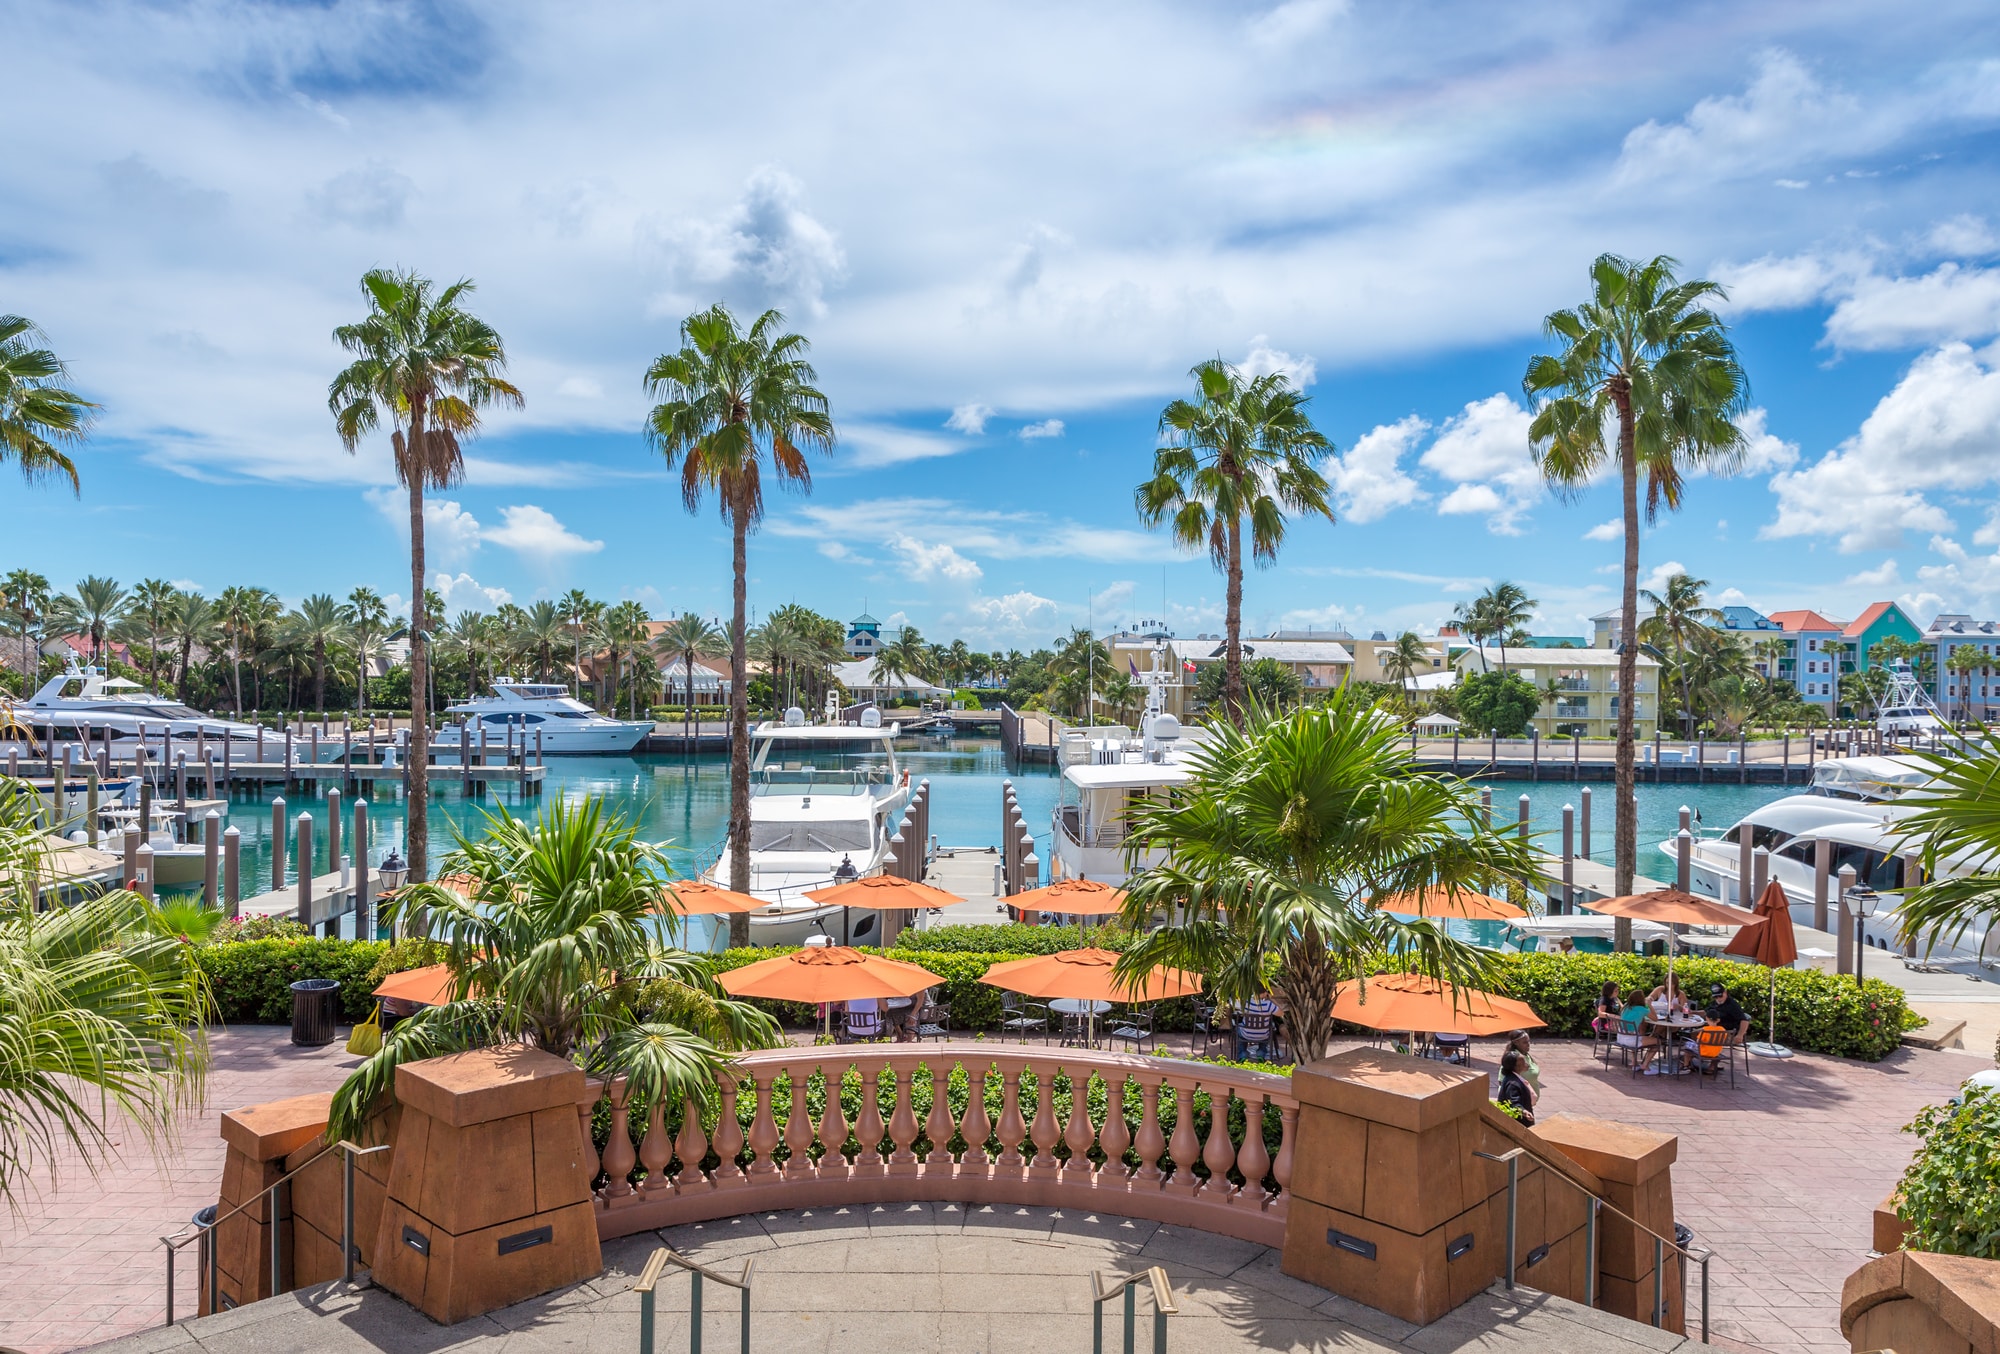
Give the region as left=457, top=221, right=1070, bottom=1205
left=5, top=665, right=268, bottom=762
left=1049, top=654, right=1202, bottom=887
left=703, top=707, right=913, bottom=945
left=436, top=681, right=653, bottom=755
left=1875, top=661, right=1954, bottom=743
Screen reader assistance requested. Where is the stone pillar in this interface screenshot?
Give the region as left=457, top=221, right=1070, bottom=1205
left=207, top=1093, right=333, bottom=1312
left=1279, top=1049, right=1502, bottom=1326
left=1534, top=1115, right=1683, bottom=1334
left=372, top=1046, right=602, bottom=1324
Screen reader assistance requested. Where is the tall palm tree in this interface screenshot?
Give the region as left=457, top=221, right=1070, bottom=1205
left=1136, top=360, right=1333, bottom=722
left=1379, top=630, right=1431, bottom=691
left=603, top=601, right=653, bottom=718
left=0, top=781, right=209, bottom=1204
left=329, top=269, right=522, bottom=884
left=119, top=579, right=179, bottom=692
left=643, top=304, right=835, bottom=944
left=327, top=797, right=779, bottom=1145
left=215, top=586, right=279, bottom=714
left=1, top=569, right=49, bottom=686
left=1948, top=644, right=1984, bottom=723
left=0, top=315, right=96, bottom=493
left=557, top=589, right=602, bottom=699
left=654, top=613, right=725, bottom=742
left=1113, top=690, right=1535, bottom=1062
left=166, top=591, right=221, bottom=703
left=1638, top=572, right=1722, bottom=736
left=1525, top=253, right=1749, bottom=919
left=54, top=576, right=127, bottom=666
left=518, top=601, right=565, bottom=682
left=343, top=587, right=390, bottom=713
left=1474, top=582, right=1536, bottom=673
left=285, top=594, right=350, bottom=714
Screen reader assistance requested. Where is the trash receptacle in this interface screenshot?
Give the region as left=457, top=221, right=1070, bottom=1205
left=1674, top=1222, right=1695, bottom=1325
left=289, top=978, right=340, bottom=1046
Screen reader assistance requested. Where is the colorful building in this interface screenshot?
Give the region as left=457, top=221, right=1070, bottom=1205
left=1451, top=645, right=1659, bottom=740
left=843, top=612, right=883, bottom=659
left=1927, top=614, right=2000, bottom=719
left=1765, top=609, right=1846, bottom=710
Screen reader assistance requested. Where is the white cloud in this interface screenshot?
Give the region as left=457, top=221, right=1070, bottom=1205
left=433, top=571, right=513, bottom=614
left=1927, top=215, right=1999, bottom=258
left=482, top=505, right=606, bottom=560
left=1418, top=394, right=1540, bottom=534
left=1279, top=602, right=1356, bottom=630
left=1018, top=419, right=1065, bottom=440
left=1247, top=0, right=1348, bottom=46
left=365, top=489, right=486, bottom=565
left=1615, top=51, right=1861, bottom=186
left=1327, top=415, right=1427, bottom=523
left=1238, top=335, right=1317, bottom=388
left=1734, top=408, right=1799, bottom=474
left=1764, top=342, right=2000, bottom=551
left=774, top=497, right=1170, bottom=565
left=1640, top=560, right=1688, bottom=594
left=1583, top=519, right=1622, bottom=542
left=1824, top=263, right=2000, bottom=351
left=646, top=167, right=845, bottom=318
left=944, top=403, right=992, bottom=435
left=887, top=535, right=983, bottom=583
left=305, top=162, right=414, bottom=229
left=1713, top=252, right=1853, bottom=311
left=555, top=376, right=603, bottom=399
left=966, top=590, right=1059, bottom=631
left=842, top=423, right=969, bottom=468
left=1842, top=560, right=1903, bottom=589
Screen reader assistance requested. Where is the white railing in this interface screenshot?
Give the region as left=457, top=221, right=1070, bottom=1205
left=578, top=1044, right=1298, bottom=1248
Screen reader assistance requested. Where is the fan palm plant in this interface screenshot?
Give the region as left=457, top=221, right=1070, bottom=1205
left=0, top=315, right=96, bottom=493
left=1113, top=689, right=1536, bottom=1063
left=0, top=780, right=210, bottom=1203
left=166, top=591, right=221, bottom=703
left=329, top=269, right=523, bottom=884
left=342, top=588, right=391, bottom=713
left=50, top=575, right=127, bottom=667
left=119, top=579, right=179, bottom=692
left=557, top=589, right=602, bottom=699
left=284, top=594, right=351, bottom=714
left=1379, top=630, right=1431, bottom=693
left=601, top=601, right=653, bottom=717
left=1, top=569, right=49, bottom=685
left=1525, top=253, right=1749, bottom=915
left=326, top=796, right=780, bottom=1144
left=518, top=601, right=565, bottom=682
left=1639, top=572, right=1723, bottom=736
left=1136, top=360, right=1334, bottom=722
left=643, top=304, right=836, bottom=933
left=216, top=586, right=280, bottom=714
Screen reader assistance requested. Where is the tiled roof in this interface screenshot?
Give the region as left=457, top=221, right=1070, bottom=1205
left=1767, top=609, right=1845, bottom=633
left=1842, top=601, right=1897, bottom=638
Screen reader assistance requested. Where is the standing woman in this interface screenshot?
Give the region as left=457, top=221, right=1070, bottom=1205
left=1497, top=1049, right=1536, bottom=1126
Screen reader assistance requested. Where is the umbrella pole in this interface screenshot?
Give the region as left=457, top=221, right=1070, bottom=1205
left=1749, top=967, right=1793, bottom=1059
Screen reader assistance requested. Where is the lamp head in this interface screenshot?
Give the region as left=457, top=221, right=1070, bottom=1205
left=833, top=853, right=859, bottom=884
left=1846, top=884, right=1880, bottom=919
left=378, top=847, right=409, bottom=893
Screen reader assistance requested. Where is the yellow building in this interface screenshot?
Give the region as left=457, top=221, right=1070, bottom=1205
left=1346, top=634, right=1450, bottom=685
left=1451, top=646, right=1658, bottom=740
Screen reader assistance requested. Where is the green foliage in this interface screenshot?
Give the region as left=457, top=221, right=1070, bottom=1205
left=1455, top=670, right=1541, bottom=737
left=1194, top=657, right=1303, bottom=710
left=192, top=937, right=396, bottom=1023
left=892, top=924, right=1135, bottom=955
left=209, top=914, right=310, bottom=943
left=1898, top=1087, right=2000, bottom=1257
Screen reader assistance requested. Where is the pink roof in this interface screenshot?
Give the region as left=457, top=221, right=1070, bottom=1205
left=1842, top=601, right=1895, bottom=638
left=1767, top=609, right=1845, bottom=633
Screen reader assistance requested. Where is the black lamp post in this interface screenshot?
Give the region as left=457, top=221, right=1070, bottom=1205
left=1847, top=884, right=1879, bottom=988
left=833, top=853, right=858, bottom=945
left=378, top=847, right=409, bottom=941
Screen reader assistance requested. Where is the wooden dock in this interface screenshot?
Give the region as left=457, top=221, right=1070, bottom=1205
left=235, top=868, right=362, bottom=927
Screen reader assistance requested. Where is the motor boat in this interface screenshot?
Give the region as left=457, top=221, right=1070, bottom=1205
left=435, top=680, right=653, bottom=755
left=4, top=665, right=269, bottom=764
left=702, top=703, right=913, bottom=945
left=1876, top=661, right=1955, bottom=744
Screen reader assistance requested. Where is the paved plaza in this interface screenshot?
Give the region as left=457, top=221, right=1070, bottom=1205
left=88, top=1203, right=1696, bottom=1354
left=0, top=1024, right=1985, bottom=1354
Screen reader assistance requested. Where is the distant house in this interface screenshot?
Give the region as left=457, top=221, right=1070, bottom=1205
left=1346, top=633, right=1449, bottom=685
left=844, top=613, right=883, bottom=660
left=656, top=656, right=731, bottom=706
left=1842, top=601, right=1924, bottom=670
left=1453, top=645, right=1659, bottom=740
left=1926, top=613, right=2000, bottom=717
left=833, top=658, right=948, bottom=705
left=1764, top=609, right=1845, bottom=711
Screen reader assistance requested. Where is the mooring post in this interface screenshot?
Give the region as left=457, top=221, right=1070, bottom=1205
left=224, top=825, right=241, bottom=918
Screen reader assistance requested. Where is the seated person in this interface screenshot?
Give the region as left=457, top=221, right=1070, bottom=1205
left=1496, top=1049, right=1536, bottom=1126
left=1647, top=975, right=1689, bottom=1018
left=1592, top=980, right=1623, bottom=1034
left=1705, top=983, right=1750, bottom=1041
left=1619, top=991, right=1659, bottom=1067
left=1233, top=992, right=1280, bottom=1060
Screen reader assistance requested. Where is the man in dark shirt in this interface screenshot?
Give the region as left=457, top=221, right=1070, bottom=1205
left=1706, top=983, right=1749, bottom=1038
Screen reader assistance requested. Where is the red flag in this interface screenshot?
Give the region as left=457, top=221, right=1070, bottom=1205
left=1183, top=658, right=1197, bottom=673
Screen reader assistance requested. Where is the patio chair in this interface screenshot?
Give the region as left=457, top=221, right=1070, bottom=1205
left=999, top=992, right=1050, bottom=1044
left=1235, top=1010, right=1278, bottom=1062
left=1613, top=1011, right=1650, bottom=1072
left=839, top=1005, right=884, bottom=1043
left=1190, top=1001, right=1220, bottom=1055
left=1690, top=1023, right=1736, bottom=1088
left=1430, top=1032, right=1471, bottom=1065
left=916, top=994, right=951, bottom=1043
left=1591, top=1012, right=1619, bottom=1065
left=1106, top=1007, right=1155, bottom=1054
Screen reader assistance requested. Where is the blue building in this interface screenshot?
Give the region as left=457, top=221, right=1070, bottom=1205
left=844, top=612, right=883, bottom=659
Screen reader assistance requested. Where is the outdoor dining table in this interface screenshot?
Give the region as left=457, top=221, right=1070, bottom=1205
left=1049, top=997, right=1112, bottom=1047
left=1640, top=1012, right=1707, bottom=1075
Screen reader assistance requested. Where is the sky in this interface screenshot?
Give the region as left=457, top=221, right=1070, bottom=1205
left=6, top=1, right=2000, bottom=649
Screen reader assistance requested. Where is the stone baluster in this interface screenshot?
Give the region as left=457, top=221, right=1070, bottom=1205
left=747, top=1072, right=782, bottom=1176
left=638, top=1098, right=672, bottom=1196
left=994, top=1063, right=1028, bottom=1172
left=578, top=1082, right=606, bottom=1205
left=958, top=1061, right=993, bottom=1166
left=1201, top=1086, right=1239, bottom=1199
left=1099, top=1074, right=1131, bottom=1177
left=713, top=1080, right=746, bottom=1184
left=1061, top=1067, right=1098, bottom=1172
left=1236, top=1094, right=1272, bottom=1203
left=1272, top=1103, right=1298, bottom=1203
left=602, top=1082, right=638, bottom=1199
left=1133, top=1075, right=1166, bottom=1183
left=674, top=1097, right=710, bottom=1191
left=1164, top=1076, right=1201, bottom=1193
left=853, top=1061, right=887, bottom=1168
left=923, top=1064, right=955, bottom=1165
left=780, top=1069, right=814, bottom=1174
left=887, top=1069, right=921, bottom=1171
left=1027, top=1062, right=1060, bottom=1172
left=817, top=1062, right=852, bottom=1172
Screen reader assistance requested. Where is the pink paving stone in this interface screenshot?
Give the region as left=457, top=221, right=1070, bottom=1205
left=0, top=1024, right=1984, bottom=1354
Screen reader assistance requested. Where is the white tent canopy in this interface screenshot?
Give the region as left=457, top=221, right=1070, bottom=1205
left=1413, top=713, right=1460, bottom=730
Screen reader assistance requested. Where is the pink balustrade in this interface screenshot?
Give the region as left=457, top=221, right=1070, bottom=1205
left=574, top=1043, right=1298, bottom=1247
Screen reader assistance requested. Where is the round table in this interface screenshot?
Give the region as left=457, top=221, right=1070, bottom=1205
left=1049, top=998, right=1112, bottom=1046
left=1641, top=1014, right=1707, bottom=1076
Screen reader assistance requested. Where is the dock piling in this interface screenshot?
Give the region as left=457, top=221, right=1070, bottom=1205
left=1752, top=845, right=1769, bottom=902
left=327, top=787, right=342, bottom=872
left=203, top=812, right=220, bottom=909
left=135, top=842, right=154, bottom=901
left=1560, top=805, right=1574, bottom=916
left=1813, top=838, right=1831, bottom=932
left=123, top=825, right=140, bottom=891
left=354, top=799, right=371, bottom=940
left=223, top=826, right=240, bottom=918
left=1836, top=865, right=1857, bottom=975
left=271, top=797, right=287, bottom=892
left=1677, top=829, right=1692, bottom=893
left=1737, top=829, right=1753, bottom=910
left=86, top=766, right=99, bottom=848
left=295, top=813, right=313, bottom=927
left=1579, top=786, right=1591, bottom=861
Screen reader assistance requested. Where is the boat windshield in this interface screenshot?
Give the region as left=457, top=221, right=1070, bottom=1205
left=749, top=820, right=875, bottom=852
left=753, top=762, right=890, bottom=796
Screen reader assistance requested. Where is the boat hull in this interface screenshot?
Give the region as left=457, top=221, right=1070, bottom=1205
left=433, top=725, right=652, bottom=755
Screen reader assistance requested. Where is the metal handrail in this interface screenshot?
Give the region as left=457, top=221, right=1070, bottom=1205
left=1092, top=1267, right=1177, bottom=1354
left=1478, top=1144, right=1716, bottom=1343
left=635, top=1246, right=754, bottom=1354
left=159, top=1138, right=391, bottom=1326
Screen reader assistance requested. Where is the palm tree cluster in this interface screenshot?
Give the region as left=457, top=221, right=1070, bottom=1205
left=1453, top=582, right=1538, bottom=672
left=1635, top=572, right=1825, bottom=736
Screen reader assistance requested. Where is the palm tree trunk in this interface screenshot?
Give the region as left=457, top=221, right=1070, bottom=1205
left=1223, top=513, right=1245, bottom=724
left=1272, top=926, right=1337, bottom=1064
left=1612, top=385, right=1639, bottom=950
left=407, top=441, right=432, bottom=885
left=727, top=490, right=752, bottom=949
left=684, top=648, right=694, bottom=747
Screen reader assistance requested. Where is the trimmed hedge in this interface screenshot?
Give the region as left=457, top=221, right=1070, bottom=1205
left=892, top=923, right=1136, bottom=955
left=188, top=934, right=1921, bottom=1062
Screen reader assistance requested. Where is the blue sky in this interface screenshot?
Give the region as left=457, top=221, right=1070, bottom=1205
left=7, top=1, right=2000, bottom=647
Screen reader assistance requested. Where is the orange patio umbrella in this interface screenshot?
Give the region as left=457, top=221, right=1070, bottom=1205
left=1722, top=878, right=1799, bottom=1060
left=979, top=948, right=1203, bottom=1003
left=1372, top=887, right=1526, bottom=922
left=716, top=946, right=944, bottom=1003
left=1330, top=973, right=1544, bottom=1037
left=658, top=881, right=766, bottom=916
left=1588, top=886, right=1747, bottom=998
left=1009, top=877, right=1128, bottom=918
left=806, top=873, right=965, bottom=945
left=374, top=962, right=456, bottom=1008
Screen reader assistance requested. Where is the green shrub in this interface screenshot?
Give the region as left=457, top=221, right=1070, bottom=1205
left=893, top=923, right=1135, bottom=955
left=194, top=937, right=396, bottom=1023
left=1897, top=1087, right=2000, bottom=1257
